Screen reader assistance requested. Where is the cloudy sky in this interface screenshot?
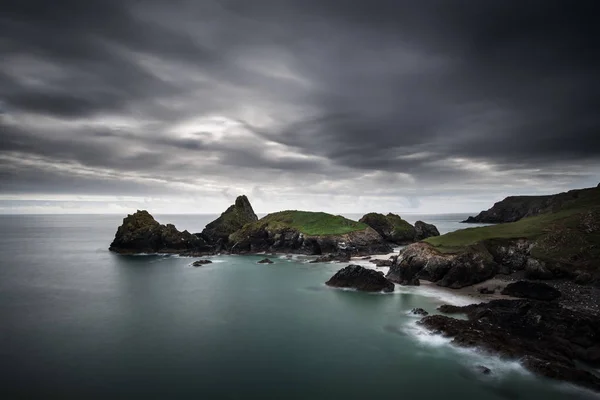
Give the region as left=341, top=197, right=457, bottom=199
left=1, top=0, right=598, bottom=214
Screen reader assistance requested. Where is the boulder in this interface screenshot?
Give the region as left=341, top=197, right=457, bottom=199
left=326, top=265, right=395, bottom=292
left=192, top=259, right=212, bottom=266
left=370, top=258, right=394, bottom=267
left=411, top=308, right=429, bottom=316
left=258, top=258, right=274, bottom=264
left=501, top=281, right=561, bottom=301
left=414, top=221, right=440, bottom=240
left=109, top=210, right=211, bottom=254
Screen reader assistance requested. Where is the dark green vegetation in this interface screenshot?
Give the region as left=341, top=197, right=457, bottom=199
left=424, top=186, right=600, bottom=271
left=233, top=210, right=368, bottom=238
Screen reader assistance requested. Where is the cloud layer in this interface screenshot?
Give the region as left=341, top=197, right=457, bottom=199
left=1, top=0, right=598, bottom=213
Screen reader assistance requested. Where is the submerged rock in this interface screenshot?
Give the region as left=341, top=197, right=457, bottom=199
left=109, top=210, right=211, bottom=254
left=501, top=281, right=561, bottom=301
left=258, top=258, right=274, bottom=264
left=475, top=365, right=491, bottom=375
left=326, top=265, right=394, bottom=292
left=192, top=259, right=212, bottom=266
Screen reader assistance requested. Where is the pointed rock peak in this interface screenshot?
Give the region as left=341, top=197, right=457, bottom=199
left=202, top=195, right=258, bottom=242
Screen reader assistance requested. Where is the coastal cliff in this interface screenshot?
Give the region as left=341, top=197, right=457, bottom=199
left=463, top=185, right=599, bottom=223
left=200, top=195, right=258, bottom=249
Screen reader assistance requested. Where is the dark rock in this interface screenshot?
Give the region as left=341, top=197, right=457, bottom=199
left=475, top=365, right=491, bottom=375
left=359, top=213, right=416, bottom=244
left=501, top=281, right=561, bottom=301
left=192, top=259, right=212, bottom=266
left=575, top=272, right=593, bottom=285
left=202, top=195, right=258, bottom=246
left=487, top=239, right=531, bottom=272
left=411, top=308, right=429, bottom=316
left=326, top=265, right=395, bottom=292
left=370, top=259, right=394, bottom=267
left=419, top=299, right=600, bottom=392
left=361, top=256, right=372, bottom=260
left=109, top=210, right=211, bottom=254
left=258, top=258, right=274, bottom=264
left=478, top=287, right=495, bottom=294
left=524, top=258, right=554, bottom=280
left=310, top=253, right=351, bottom=263
left=414, top=221, right=440, bottom=240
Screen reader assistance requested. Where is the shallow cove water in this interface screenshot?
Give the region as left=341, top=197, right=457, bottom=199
left=0, top=215, right=596, bottom=399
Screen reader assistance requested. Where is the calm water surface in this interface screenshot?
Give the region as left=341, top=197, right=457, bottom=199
left=0, top=214, right=594, bottom=399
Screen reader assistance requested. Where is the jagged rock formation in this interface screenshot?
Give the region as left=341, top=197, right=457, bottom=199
left=201, top=195, right=258, bottom=247
left=359, top=213, right=440, bottom=244
left=325, top=265, right=394, bottom=292
left=463, top=186, right=598, bottom=223
left=418, top=299, right=600, bottom=392
left=229, top=211, right=392, bottom=255
left=109, top=210, right=211, bottom=254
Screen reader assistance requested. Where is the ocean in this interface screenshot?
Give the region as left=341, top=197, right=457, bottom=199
left=0, top=213, right=594, bottom=399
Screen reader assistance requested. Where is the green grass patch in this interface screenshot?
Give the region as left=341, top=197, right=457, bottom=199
left=235, top=210, right=368, bottom=237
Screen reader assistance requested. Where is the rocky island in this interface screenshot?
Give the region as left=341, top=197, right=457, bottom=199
left=358, top=212, right=439, bottom=244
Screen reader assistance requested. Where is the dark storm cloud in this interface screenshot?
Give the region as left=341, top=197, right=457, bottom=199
left=1, top=0, right=599, bottom=203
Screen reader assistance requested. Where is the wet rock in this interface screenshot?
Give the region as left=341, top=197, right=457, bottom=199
left=501, top=281, right=561, bottom=301
left=411, top=308, right=429, bottom=316
left=258, top=258, right=274, bottom=264
left=370, top=259, right=394, bottom=267
left=192, top=259, right=212, bottom=267
left=475, top=365, right=491, bottom=375
left=326, top=265, right=394, bottom=292
left=478, top=287, right=495, bottom=294
left=310, top=253, right=351, bottom=263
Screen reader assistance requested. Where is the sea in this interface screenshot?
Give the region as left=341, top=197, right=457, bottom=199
left=0, top=213, right=596, bottom=399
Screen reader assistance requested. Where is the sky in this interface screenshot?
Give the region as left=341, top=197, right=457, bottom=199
left=1, top=0, right=599, bottom=214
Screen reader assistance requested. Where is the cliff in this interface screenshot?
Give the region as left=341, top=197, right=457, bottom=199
left=463, top=186, right=599, bottom=223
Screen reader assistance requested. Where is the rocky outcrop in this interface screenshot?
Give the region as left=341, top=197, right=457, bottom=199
left=201, top=195, right=258, bottom=247
left=386, top=242, right=498, bottom=288
left=229, top=222, right=391, bottom=256
left=359, top=213, right=416, bottom=244
left=463, top=186, right=598, bottom=223
left=325, top=265, right=394, bottom=292
left=501, top=281, right=561, bottom=301
left=418, top=299, right=600, bottom=392
left=109, top=210, right=211, bottom=254
left=414, top=221, right=440, bottom=240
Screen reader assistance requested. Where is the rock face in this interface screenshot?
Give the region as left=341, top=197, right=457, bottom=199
left=109, top=210, right=211, bottom=254
left=326, top=265, right=394, bottom=292
left=418, top=299, right=600, bottom=392
left=202, top=195, right=258, bottom=246
left=463, top=186, right=597, bottom=223
left=359, top=213, right=416, bottom=244
left=386, top=242, right=498, bottom=288
left=414, top=221, right=440, bottom=240
left=229, top=212, right=392, bottom=256
left=501, top=281, right=561, bottom=301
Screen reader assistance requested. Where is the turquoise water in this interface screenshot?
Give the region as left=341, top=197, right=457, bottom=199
left=0, top=214, right=595, bottom=399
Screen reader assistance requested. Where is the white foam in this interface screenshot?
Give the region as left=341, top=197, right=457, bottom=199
left=394, top=284, right=476, bottom=307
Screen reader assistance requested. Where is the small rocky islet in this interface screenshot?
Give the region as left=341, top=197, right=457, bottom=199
left=108, top=185, right=600, bottom=392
